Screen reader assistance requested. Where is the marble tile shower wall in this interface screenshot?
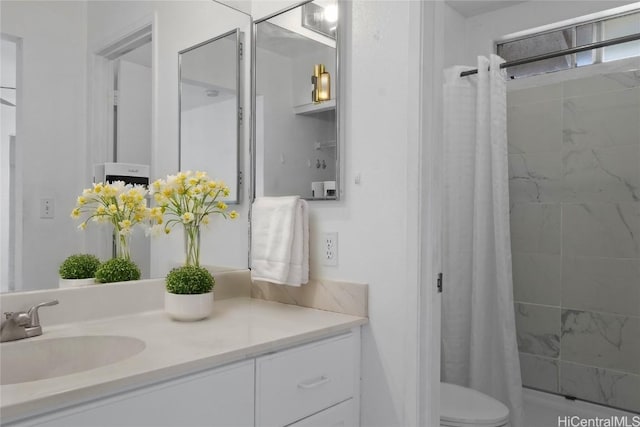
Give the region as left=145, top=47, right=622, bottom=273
left=507, top=71, right=640, bottom=413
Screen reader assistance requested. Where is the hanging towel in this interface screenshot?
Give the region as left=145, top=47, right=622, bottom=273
left=251, top=196, right=309, bottom=286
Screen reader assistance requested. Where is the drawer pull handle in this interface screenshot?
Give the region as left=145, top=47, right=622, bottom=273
left=298, top=375, right=330, bottom=389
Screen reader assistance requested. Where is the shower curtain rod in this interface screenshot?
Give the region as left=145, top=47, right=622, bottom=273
left=460, top=32, right=640, bottom=77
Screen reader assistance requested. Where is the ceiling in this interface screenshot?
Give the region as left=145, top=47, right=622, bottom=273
left=120, top=42, right=152, bottom=68
left=446, top=0, right=527, bottom=17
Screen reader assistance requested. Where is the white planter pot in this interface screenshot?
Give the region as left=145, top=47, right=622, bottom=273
left=59, top=277, right=96, bottom=288
left=164, top=291, right=214, bottom=321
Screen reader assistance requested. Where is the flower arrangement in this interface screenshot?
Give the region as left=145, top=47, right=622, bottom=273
left=150, top=170, right=237, bottom=267
left=71, top=182, right=154, bottom=260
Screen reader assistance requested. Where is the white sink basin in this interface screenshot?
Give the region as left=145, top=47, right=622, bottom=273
left=0, top=336, right=146, bottom=385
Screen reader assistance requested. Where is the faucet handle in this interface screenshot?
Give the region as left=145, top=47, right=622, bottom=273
left=27, top=300, right=59, bottom=327
left=4, top=311, right=30, bottom=326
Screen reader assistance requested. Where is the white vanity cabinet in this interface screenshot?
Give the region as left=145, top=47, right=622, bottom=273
left=7, top=329, right=361, bottom=427
left=12, top=360, right=255, bottom=427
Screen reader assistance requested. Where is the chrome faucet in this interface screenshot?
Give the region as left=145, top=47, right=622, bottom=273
left=1, top=300, right=59, bottom=342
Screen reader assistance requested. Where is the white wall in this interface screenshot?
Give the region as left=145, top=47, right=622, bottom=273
left=181, top=97, right=238, bottom=193
left=1, top=1, right=87, bottom=291
left=254, top=1, right=424, bottom=425
left=87, top=1, right=252, bottom=273
left=117, top=59, right=152, bottom=166
left=443, top=4, right=467, bottom=68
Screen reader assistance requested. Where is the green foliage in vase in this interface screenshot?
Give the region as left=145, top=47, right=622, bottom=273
left=95, top=258, right=141, bottom=283
left=165, top=265, right=214, bottom=295
left=59, top=254, right=101, bottom=279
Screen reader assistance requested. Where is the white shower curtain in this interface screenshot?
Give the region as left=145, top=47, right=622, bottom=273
left=441, top=55, right=524, bottom=427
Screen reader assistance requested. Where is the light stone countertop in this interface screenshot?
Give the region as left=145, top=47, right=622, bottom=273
left=0, top=297, right=368, bottom=422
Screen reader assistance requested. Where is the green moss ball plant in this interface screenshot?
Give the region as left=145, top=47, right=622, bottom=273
left=165, top=266, right=214, bottom=295
left=95, top=258, right=141, bottom=283
left=59, top=254, right=101, bottom=280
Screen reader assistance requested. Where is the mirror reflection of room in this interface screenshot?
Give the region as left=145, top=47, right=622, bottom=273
left=255, top=0, right=339, bottom=200
left=0, top=1, right=251, bottom=293
left=180, top=30, right=240, bottom=204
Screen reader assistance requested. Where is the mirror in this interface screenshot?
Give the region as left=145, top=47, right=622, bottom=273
left=180, top=29, right=241, bottom=204
left=253, top=0, right=340, bottom=201
left=0, top=1, right=251, bottom=293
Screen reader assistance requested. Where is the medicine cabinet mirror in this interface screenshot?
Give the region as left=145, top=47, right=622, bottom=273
left=180, top=29, right=241, bottom=204
left=253, top=0, right=340, bottom=201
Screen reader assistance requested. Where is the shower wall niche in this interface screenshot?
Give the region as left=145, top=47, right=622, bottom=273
left=508, top=69, right=640, bottom=413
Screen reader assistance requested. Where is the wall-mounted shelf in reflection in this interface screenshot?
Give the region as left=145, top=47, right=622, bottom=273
left=314, top=140, right=336, bottom=150
left=293, top=99, right=336, bottom=115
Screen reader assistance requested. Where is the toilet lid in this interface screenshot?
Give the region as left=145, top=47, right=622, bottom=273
left=440, top=383, right=510, bottom=427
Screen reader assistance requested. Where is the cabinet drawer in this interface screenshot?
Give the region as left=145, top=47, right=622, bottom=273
left=256, top=333, right=356, bottom=427
left=287, top=399, right=355, bottom=427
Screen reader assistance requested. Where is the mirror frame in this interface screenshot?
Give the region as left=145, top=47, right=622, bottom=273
left=178, top=28, right=242, bottom=205
left=251, top=0, right=341, bottom=202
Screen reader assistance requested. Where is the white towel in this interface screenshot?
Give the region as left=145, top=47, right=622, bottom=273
left=251, top=196, right=309, bottom=286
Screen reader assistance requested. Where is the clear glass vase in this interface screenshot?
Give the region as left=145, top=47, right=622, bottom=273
left=184, top=226, right=201, bottom=267
left=116, top=232, right=131, bottom=261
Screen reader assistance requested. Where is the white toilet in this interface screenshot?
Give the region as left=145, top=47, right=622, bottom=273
left=440, top=382, right=510, bottom=427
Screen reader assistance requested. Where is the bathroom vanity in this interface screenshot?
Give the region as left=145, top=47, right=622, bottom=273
left=0, top=295, right=366, bottom=427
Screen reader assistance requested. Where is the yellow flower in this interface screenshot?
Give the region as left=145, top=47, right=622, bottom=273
left=96, top=206, right=106, bottom=215
left=223, top=187, right=230, bottom=197
left=102, top=185, right=117, bottom=198
left=216, top=201, right=227, bottom=210
left=78, top=222, right=87, bottom=230
left=71, top=208, right=80, bottom=219
left=154, top=193, right=167, bottom=205
left=146, top=224, right=165, bottom=238
left=93, top=183, right=104, bottom=193
left=181, top=212, right=194, bottom=224
left=150, top=207, right=163, bottom=221
left=229, top=210, right=238, bottom=219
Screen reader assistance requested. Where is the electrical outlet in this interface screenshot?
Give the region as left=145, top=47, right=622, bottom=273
left=40, top=198, right=55, bottom=219
left=323, top=232, right=338, bottom=266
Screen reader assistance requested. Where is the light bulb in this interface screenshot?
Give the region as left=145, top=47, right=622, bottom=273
left=324, top=4, right=338, bottom=23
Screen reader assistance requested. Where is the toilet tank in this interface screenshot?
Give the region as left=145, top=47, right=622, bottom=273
left=93, top=163, right=149, bottom=187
